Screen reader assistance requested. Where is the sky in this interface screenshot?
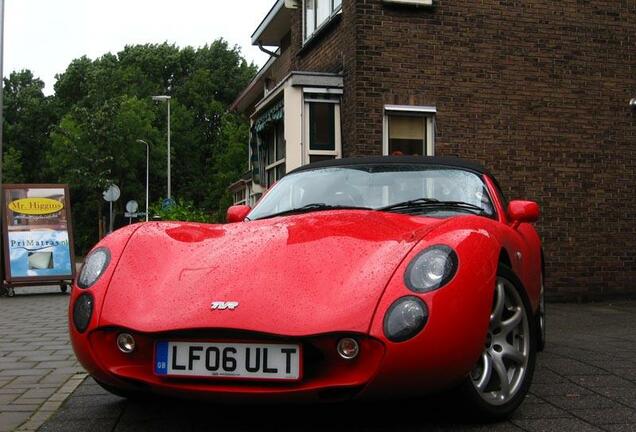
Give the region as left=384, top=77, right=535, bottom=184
left=4, top=0, right=274, bottom=95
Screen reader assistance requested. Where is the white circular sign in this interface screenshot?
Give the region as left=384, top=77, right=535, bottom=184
left=126, top=200, right=139, bottom=213
left=103, top=185, right=121, bottom=202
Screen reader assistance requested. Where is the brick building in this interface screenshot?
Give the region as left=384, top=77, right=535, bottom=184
left=230, top=0, right=636, bottom=300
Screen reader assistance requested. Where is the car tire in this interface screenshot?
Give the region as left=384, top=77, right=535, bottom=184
left=459, top=264, right=537, bottom=421
left=535, top=273, right=546, bottom=352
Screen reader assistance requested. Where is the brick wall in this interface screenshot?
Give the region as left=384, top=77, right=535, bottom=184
left=280, top=0, right=636, bottom=299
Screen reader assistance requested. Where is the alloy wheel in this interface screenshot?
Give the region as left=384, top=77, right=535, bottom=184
left=470, top=276, right=530, bottom=406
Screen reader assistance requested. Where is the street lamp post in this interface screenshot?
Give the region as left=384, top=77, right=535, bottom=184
left=0, top=0, right=5, bottom=186
left=135, top=140, right=150, bottom=222
left=152, top=95, right=172, bottom=199
left=0, top=0, right=5, bottom=284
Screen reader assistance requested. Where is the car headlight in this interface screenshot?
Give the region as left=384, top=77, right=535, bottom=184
left=77, top=247, right=110, bottom=288
left=384, top=296, right=428, bottom=342
left=73, top=293, right=94, bottom=333
left=404, top=245, right=458, bottom=293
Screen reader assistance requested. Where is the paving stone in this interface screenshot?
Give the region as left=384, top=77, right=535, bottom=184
left=511, top=418, right=605, bottom=432
left=21, top=387, right=58, bottom=399
left=0, top=393, right=19, bottom=405
left=603, top=425, right=636, bottom=432
left=530, top=382, right=594, bottom=397
left=572, top=375, right=635, bottom=389
left=543, top=394, right=617, bottom=410
left=34, top=361, right=78, bottom=369
left=10, top=397, right=47, bottom=405
left=570, top=408, right=636, bottom=425
left=511, top=402, right=570, bottom=419
left=0, top=368, right=50, bottom=377
left=38, top=417, right=119, bottom=432
left=0, top=411, right=31, bottom=432
left=2, top=404, right=40, bottom=412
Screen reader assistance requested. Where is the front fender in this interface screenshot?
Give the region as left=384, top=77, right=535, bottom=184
left=364, top=219, right=501, bottom=396
left=69, top=223, right=144, bottom=377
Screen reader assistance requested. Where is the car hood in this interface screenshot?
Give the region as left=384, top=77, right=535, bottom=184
left=100, top=211, right=445, bottom=336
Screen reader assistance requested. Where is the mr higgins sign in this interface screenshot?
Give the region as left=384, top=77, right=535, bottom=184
left=2, top=184, right=75, bottom=283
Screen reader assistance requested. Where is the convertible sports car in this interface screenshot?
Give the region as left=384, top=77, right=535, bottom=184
left=70, top=156, right=544, bottom=419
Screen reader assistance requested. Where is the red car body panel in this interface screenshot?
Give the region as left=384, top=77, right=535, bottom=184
left=69, top=171, right=542, bottom=402
left=99, top=211, right=445, bottom=335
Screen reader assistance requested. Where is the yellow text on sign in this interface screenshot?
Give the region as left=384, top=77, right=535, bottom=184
left=8, top=198, right=64, bottom=215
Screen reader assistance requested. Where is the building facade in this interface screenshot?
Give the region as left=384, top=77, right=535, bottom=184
left=230, top=0, right=636, bottom=300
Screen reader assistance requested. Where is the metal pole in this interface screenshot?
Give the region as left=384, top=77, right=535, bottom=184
left=136, top=139, right=150, bottom=222
left=0, top=0, right=5, bottom=186
left=167, top=99, right=171, bottom=199
left=1, top=0, right=5, bottom=285
left=145, top=141, right=149, bottom=222
left=109, top=201, right=113, bottom=233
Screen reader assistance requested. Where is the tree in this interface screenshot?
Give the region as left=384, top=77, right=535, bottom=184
left=2, top=70, right=57, bottom=182
left=43, top=40, right=257, bottom=254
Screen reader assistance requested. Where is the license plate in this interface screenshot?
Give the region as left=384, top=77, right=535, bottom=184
left=154, top=341, right=302, bottom=381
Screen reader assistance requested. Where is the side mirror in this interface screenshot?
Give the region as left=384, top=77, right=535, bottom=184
left=507, top=200, right=539, bottom=227
left=226, top=205, right=251, bottom=223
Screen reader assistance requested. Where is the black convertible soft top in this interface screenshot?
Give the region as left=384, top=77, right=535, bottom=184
left=287, top=156, right=489, bottom=177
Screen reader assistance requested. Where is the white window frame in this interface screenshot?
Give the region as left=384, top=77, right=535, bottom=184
left=382, top=105, right=436, bottom=156
left=303, top=94, right=342, bottom=165
left=303, top=0, right=343, bottom=42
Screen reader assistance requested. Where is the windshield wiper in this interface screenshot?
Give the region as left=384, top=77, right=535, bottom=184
left=379, top=199, right=487, bottom=215
left=255, top=203, right=372, bottom=220
left=378, top=198, right=440, bottom=211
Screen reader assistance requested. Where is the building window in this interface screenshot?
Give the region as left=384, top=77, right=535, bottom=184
left=304, top=95, right=341, bottom=164
left=383, top=106, right=436, bottom=156
left=304, top=0, right=342, bottom=41
left=233, top=187, right=247, bottom=205
left=262, top=121, right=286, bottom=188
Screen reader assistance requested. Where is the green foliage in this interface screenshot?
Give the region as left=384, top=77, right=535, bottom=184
left=150, top=199, right=214, bottom=223
left=3, top=40, right=256, bottom=255
left=3, top=70, right=58, bottom=182
left=3, top=147, right=26, bottom=183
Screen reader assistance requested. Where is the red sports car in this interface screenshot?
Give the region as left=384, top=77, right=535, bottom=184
left=70, top=156, right=544, bottom=419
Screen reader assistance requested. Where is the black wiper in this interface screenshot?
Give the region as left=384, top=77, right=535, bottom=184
left=379, top=199, right=486, bottom=215
left=255, top=203, right=372, bottom=220
left=378, top=198, right=440, bottom=211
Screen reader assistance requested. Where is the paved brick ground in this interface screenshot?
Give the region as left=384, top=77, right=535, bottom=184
left=0, top=287, right=85, bottom=432
left=36, top=301, right=635, bottom=432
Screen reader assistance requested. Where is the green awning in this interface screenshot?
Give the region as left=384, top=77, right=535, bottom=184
left=254, top=100, right=284, bottom=133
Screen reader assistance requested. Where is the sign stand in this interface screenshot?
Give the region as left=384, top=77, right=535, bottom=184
left=1, top=184, right=75, bottom=296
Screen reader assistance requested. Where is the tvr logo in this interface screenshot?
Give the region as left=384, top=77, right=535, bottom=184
left=210, top=301, right=239, bottom=311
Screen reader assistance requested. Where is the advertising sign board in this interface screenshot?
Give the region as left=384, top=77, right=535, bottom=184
left=2, top=184, right=75, bottom=283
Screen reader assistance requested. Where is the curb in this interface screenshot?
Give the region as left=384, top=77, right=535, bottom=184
left=15, top=373, right=87, bottom=432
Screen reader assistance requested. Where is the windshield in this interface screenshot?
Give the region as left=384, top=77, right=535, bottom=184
left=247, top=165, right=495, bottom=220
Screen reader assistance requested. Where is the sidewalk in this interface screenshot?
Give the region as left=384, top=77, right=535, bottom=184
left=0, top=287, right=85, bottom=432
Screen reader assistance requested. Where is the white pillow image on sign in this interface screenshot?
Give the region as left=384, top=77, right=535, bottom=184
left=28, top=251, right=54, bottom=270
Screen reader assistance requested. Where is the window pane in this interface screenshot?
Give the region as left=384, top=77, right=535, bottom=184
left=276, top=121, right=285, bottom=161
left=265, top=129, right=275, bottom=165
left=388, top=115, right=426, bottom=156
left=276, top=163, right=286, bottom=181
left=309, top=103, right=335, bottom=151
left=333, top=0, right=342, bottom=10
left=305, top=0, right=315, bottom=38
left=310, top=155, right=335, bottom=164
left=316, top=0, right=330, bottom=28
